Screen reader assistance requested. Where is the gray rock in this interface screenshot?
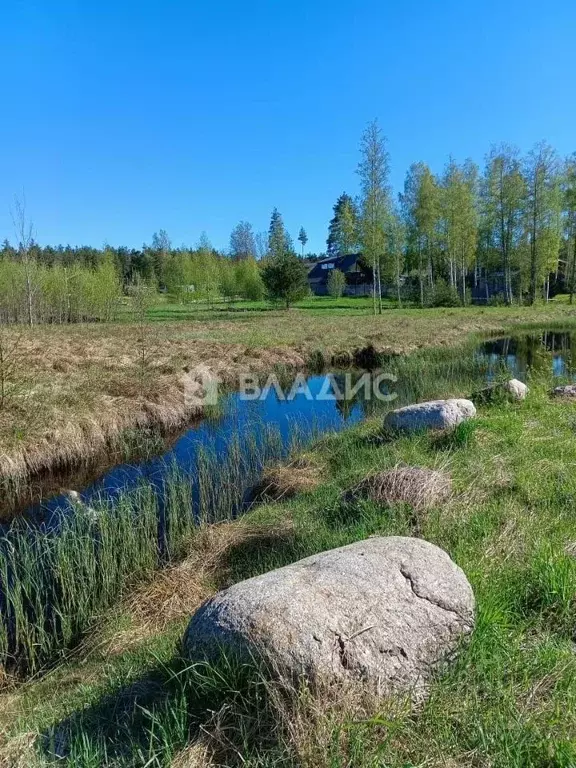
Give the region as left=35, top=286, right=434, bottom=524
left=183, top=537, right=474, bottom=697
left=475, top=378, right=528, bottom=404
left=552, top=384, right=576, bottom=398
left=503, top=379, right=528, bottom=400
left=384, top=399, right=476, bottom=433
left=62, top=489, right=99, bottom=521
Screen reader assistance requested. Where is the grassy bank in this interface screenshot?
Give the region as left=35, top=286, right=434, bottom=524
left=2, top=300, right=576, bottom=505
left=3, top=354, right=576, bottom=764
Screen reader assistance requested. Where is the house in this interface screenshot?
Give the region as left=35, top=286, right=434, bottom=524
left=471, top=269, right=518, bottom=304
left=307, top=253, right=373, bottom=296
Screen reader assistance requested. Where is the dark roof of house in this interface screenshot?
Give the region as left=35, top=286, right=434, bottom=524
left=307, top=253, right=366, bottom=279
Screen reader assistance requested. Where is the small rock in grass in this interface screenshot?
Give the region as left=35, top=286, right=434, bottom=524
left=384, top=399, right=476, bottom=433
left=503, top=379, right=529, bottom=400
left=183, top=536, right=475, bottom=698
left=474, top=378, right=528, bottom=403
left=551, top=384, right=576, bottom=399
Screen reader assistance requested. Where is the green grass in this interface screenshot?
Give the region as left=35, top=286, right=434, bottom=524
left=6, top=344, right=576, bottom=765
left=132, top=292, right=571, bottom=323
left=0, top=422, right=324, bottom=675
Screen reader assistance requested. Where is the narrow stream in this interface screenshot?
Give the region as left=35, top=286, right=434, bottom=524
left=15, top=329, right=576, bottom=527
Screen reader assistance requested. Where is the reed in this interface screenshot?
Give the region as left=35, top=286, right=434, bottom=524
left=0, top=417, right=329, bottom=675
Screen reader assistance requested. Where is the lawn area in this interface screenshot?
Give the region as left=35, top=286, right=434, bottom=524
left=2, top=298, right=576, bottom=501
left=4, top=359, right=576, bottom=766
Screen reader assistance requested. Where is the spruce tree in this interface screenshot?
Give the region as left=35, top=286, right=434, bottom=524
left=268, top=208, right=293, bottom=259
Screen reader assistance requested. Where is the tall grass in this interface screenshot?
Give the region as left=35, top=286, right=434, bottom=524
left=0, top=418, right=329, bottom=674
left=39, top=377, right=576, bottom=768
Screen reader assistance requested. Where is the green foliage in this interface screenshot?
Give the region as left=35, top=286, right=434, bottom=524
left=235, top=256, right=265, bottom=301
left=327, top=268, right=347, bottom=298
left=524, top=142, right=562, bottom=304
left=357, top=120, right=391, bottom=313
left=327, top=193, right=360, bottom=256
left=424, top=277, right=461, bottom=307
left=268, top=208, right=293, bottom=260
left=297, top=226, right=308, bottom=256
left=261, top=251, right=310, bottom=308
left=0, top=255, right=121, bottom=323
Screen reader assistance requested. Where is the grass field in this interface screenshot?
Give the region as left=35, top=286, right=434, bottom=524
left=3, top=354, right=576, bottom=766
left=3, top=296, right=576, bottom=500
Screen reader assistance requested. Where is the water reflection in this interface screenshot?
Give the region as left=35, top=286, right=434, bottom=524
left=23, top=371, right=383, bottom=526
left=18, top=330, right=576, bottom=525
left=478, top=331, right=576, bottom=381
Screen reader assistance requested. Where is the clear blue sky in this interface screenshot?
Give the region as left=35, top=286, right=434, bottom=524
left=1, top=0, right=575, bottom=254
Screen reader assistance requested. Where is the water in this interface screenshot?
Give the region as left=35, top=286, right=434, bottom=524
left=16, top=329, right=576, bottom=526
left=477, top=330, right=576, bottom=381
left=4, top=328, right=576, bottom=671
left=22, top=372, right=385, bottom=527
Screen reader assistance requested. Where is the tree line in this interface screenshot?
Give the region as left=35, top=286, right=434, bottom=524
left=327, top=125, right=576, bottom=311
left=2, top=125, right=575, bottom=323
left=0, top=204, right=312, bottom=322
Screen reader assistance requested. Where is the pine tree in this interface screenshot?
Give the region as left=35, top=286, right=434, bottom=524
left=268, top=208, right=293, bottom=259
left=297, top=227, right=308, bottom=257
left=327, top=193, right=360, bottom=256
left=261, top=251, right=309, bottom=308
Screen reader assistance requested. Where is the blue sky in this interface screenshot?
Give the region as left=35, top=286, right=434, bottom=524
left=1, top=0, right=575, bottom=254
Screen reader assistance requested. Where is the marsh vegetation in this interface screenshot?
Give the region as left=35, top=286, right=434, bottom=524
left=2, top=331, right=576, bottom=766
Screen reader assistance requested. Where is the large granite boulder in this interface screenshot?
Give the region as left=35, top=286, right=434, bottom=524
left=384, top=399, right=476, bottom=433
left=183, top=537, right=475, bottom=697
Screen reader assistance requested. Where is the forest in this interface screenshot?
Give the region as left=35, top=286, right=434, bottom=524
left=1, top=128, right=575, bottom=323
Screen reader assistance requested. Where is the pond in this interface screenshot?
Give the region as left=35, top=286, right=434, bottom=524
left=12, top=329, right=576, bottom=527
left=478, top=330, right=576, bottom=380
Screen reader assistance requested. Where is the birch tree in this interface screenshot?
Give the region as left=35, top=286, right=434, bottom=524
left=564, top=154, right=576, bottom=303
left=357, top=120, right=391, bottom=315
left=11, top=194, right=36, bottom=326
left=482, top=145, right=526, bottom=303
left=524, top=142, right=562, bottom=304
left=441, top=159, right=478, bottom=303
left=400, top=163, right=440, bottom=306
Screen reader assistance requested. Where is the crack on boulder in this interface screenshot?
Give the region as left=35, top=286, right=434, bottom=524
left=336, top=633, right=350, bottom=669
left=379, top=645, right=408, bottom=658
left=399, top=565, right=466, bottom=621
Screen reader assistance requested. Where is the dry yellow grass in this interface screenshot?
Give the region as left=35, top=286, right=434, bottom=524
left=102, top=518, right=296, bottom=654
left=349, top=465, right=453, bottom=511
left=1, top=302, right=575, bottom=506
left=251, top=456, right=322, bottom=502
